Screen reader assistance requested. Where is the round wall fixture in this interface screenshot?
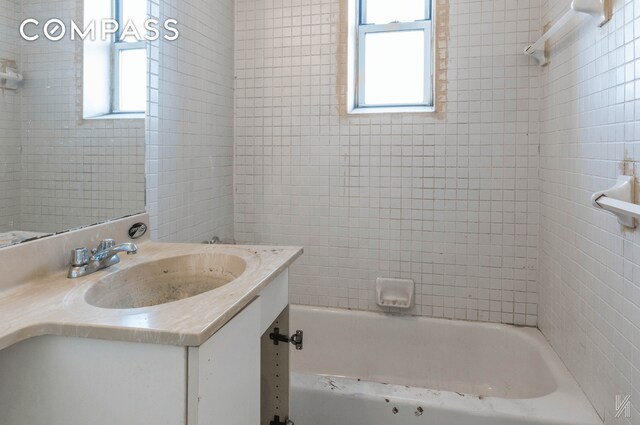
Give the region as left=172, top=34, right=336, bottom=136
left=128, top=223, right=148, bottom=239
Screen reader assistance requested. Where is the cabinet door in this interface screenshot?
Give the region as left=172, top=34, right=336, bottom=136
left=0, top=336, right=187, bottom=425
left=188, top=298, right=261, bottom=425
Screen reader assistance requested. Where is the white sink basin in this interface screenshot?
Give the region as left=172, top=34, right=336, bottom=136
left=84, top=253, right=247, bottom=309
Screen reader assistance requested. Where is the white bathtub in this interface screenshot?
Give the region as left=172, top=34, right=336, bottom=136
left=289, top=306, right=601, bottom=425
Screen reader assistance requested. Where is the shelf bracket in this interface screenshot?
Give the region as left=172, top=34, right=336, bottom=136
left=524, top=0, right=611, bottom=66
left=524, top=45, right=548, bottom=66
left=591, top=175, right=636, bottom=228
left=572, top=0, right=611, bottom=27
left=0, top=59, right=22, bottom=91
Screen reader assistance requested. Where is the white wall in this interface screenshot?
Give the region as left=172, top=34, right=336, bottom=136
left=538, top=0, right=640, bottom=422
left=234, top=0, right=541, bottom=325
left=147, top=0, right=235, bottom=243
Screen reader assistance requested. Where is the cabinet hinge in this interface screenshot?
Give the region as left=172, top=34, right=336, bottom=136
left=269, top=327, right=303, bottom=350
left=270, top=415, right=294, bottom=425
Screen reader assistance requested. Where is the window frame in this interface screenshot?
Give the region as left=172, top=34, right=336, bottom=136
left=351, top=0, right=435, bottom=113
left=111, top=0, right=146, bottom=115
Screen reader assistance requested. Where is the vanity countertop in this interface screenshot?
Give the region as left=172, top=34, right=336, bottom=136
left=0, top=242, right=302, bottom=351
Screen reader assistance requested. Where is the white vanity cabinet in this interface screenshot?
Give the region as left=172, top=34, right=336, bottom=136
left=0, top=270, right=290, bottom=425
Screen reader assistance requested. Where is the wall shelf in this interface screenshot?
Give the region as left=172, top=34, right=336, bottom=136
left=0, top=70, right=23, bottom=83
left=524, top=0, right=611, bottom=66
left=0, top=62, right=23, bottom=91
left=592, top=175, right=638, bottom=229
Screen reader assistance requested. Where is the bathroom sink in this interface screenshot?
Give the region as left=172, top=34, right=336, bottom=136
left=84, top=253, right=247, bottom=309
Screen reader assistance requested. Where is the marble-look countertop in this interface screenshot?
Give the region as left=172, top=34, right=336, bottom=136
left=0, top=242, right=302, bottom=351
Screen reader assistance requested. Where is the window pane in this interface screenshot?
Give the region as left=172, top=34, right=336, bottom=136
left=364, top=31, right=424, bottom=105
left=364, top=0, right=426, bottom=24
left=120, top=0, right=147, bottom=42
left=118, top=48, right=147, bottom=112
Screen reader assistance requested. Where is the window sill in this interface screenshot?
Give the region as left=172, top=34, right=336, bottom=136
left=348, top=105, right=435, bottom=115
left=83, top=113, right=145, bottom=120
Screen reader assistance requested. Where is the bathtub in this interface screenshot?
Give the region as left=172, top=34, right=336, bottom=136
left=289, top=306, right=601, bottom=425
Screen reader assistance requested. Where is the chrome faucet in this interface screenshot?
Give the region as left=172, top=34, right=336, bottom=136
left=68, top=239, right=138, bottom=279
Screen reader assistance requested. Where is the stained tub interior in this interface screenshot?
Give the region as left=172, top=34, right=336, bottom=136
left=290, top=306, right=556, bottom=399
left=289, top=306, right=602, bottom=425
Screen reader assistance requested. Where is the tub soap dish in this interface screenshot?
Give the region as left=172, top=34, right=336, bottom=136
left=376, top=278, right=414, bottom=309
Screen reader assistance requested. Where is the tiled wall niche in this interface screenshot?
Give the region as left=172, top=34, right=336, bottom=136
left=538, top=0, right=640, bottom=422
left=234, top=0, right=541, bottom=325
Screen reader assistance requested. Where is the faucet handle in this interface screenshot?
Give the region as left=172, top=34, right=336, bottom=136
left=97, top=239, right=116, bottom=252
left=71, top=248, right=90, bottom=266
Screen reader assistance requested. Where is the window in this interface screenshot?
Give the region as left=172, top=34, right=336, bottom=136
left=348, top=0, right=434, bottom=113
left=112, top=0, right=147, bottom=113
left=83, top=0, right=147, bottom=119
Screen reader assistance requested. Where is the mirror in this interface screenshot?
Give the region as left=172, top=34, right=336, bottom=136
left=0, top=0, right=147, bottom=248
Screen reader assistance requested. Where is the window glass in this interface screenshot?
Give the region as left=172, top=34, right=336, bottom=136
left=363, top=31, right=425, bottom=105
left=364, top=0, right=426, bottom=24
left=119, top=0, right=147, bottom=42
left=118, top=48, right=147, bottom=112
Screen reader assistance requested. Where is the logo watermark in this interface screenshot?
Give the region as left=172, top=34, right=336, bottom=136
left=20, top=18, right=179, bottom=42
left=615, top=395, right=631, bottom=419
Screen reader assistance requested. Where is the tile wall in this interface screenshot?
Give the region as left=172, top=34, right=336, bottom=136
left=538, top=0, right=640, bottom=422
left=146, top=0, right=235, bottom=243
left=234, top=0, right=541, bottom=325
